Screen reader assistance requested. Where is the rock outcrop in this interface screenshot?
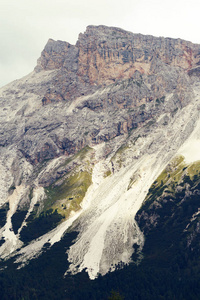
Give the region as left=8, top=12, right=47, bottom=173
left=37, top=25, right=200, bottom=85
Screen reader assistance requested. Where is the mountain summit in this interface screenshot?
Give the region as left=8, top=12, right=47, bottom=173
left=0, top=25, right=200, bottom=298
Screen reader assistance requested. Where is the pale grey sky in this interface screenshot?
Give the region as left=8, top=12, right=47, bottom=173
left=1, top=0, right=200, bottom=87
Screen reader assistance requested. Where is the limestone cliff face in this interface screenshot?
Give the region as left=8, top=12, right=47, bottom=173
left=35, top=38, right=78, bottom=72
left=33, top=25, right=200, bottom=121
left=27, top=25, right=200, bottom=164
left=76, top=25, right=200, bottom=85
left=0, top=26, right=199, bottom=168
left=36, top=25, right=200, bottom=87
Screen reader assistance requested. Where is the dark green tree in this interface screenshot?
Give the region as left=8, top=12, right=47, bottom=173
left=108, top=290, right=124, bottom=300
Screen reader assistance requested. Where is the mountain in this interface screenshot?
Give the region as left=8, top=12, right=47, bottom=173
left=0, top=25, right=200, bottom=299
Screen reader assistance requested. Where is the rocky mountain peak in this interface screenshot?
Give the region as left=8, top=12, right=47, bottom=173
left=1, top=25, right=200, bottom=289
left=78, top=24, right=133, bottom=41
left=36, top=25, right=200, bottom=88
left=35, top=38, right=77, bottom=72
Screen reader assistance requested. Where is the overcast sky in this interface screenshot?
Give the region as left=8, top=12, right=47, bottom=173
left=1, top=0, right=200, bottom=87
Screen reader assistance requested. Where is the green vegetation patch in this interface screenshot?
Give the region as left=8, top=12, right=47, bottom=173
left=44, top=170, right=92, bottom=218
left=73, top=145, right=93, bottom=161
left=186, top=161, right=200, bottom=179
left=104, top=170, right=112, bottom=178
left=140, top=155, right=189, bottom=212
left=156, top=155, right=185, bottom=186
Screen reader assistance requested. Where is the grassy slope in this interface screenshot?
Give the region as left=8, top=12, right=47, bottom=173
left=19, top=146, right=93, bottom=244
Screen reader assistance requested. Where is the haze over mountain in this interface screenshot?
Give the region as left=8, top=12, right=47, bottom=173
left=0, top=25, right=200, bottom=298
